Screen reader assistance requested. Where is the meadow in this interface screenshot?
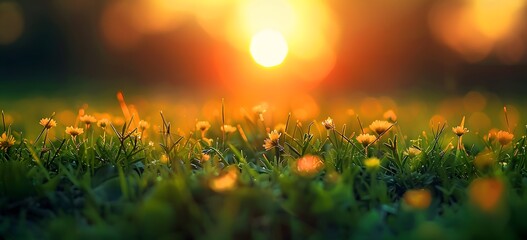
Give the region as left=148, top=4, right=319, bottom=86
left=1, top=92, right=527, bottom=240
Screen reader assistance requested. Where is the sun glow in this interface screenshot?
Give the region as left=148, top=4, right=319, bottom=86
left=250, top=29, right=288, bottom=67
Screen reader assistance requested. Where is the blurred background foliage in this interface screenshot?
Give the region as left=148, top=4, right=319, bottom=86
left=0, top=0, right=526, bottom=98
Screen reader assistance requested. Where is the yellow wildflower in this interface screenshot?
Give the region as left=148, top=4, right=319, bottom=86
left=196, top=121, right=211, bottom=132
left=293, top=155, right=324, bottom=177
left=403, top=189, right=432, bottom=210
left=209, top=166, right=238, bottom=192
left=497, top=130, right=514, bottom=146
left=97, top=118, right=110, bottom=129
left=469, top=178, right=503, bottom=212
left=160, top=154, right=169, bottom=164
left=486, top=128, right=499, bottom=142
left=321, top=117, right=335, bottom=130
left=79, top=115, right=97, bottom=125
left=252, top=103, right=268, bottom=121
left=0, top=132, right=15, bottom=151
left=138, top=120, right=150, bottom=131
left=452, top=126, right=469, bottom=137
left=405, top=147, right=422, bottom=158
left=201, top=153, right=211, bottom=162
left=39, top=118, right=57, bottom=129
left=356, top=133, right=376, bottom=147
left=364, top=157, right=381, bottom=169
left=221, top=124, right=237, bottom=134
left=452, top=116, right=468, bottom=137
left=252, top=103, right=268, bottom=115
left=383, top=110, right=397, bottom=122
left=263, top=130, right=281, bottom=151
left=369, top=120, right=391, bottom=135
left=65, top=126, right=84, bottom=137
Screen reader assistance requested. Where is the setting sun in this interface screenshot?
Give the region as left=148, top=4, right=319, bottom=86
left=250, top=29, right=288, bottom=67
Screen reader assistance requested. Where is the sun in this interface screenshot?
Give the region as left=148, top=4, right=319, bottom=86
left=250, top=29, right=288, bottom=67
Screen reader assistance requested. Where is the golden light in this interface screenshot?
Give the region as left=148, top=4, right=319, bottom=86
left=97, top=0, right=341, bottom=93
left=250, top=29, right=288, bottom=67
left=214, top=0, right=339, bottom=91
left=470, top=0, right=524, bottom=40
left=430, top=0, right=526, bottom=62
left=132, top=0, right=191, bottom=34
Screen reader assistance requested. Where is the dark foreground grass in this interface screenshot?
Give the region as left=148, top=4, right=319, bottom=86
left=1, top=103, right=527, bottom=240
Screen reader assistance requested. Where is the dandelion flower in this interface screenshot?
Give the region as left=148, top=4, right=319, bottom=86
left=221, top=124, right=237, bottom=134
left=252, top=103, right=268, bottom=121
left=497, top=130, right=514, bottom=146
left=486, top=128, right=499, bottom=142
left=321, top=117, right=335, bottom=130
left=0, top=132, right=15, bottom=151
left=452, top=116, right=468, bottom=137
left=196, top=121, right=211, bottom=132
left=160, top=154, right=169, bottom=164
left=356, top=133, right=377, bottom=147
left=294, top=155, right=324, bottom=177
left=405, top=147, right=422, bottom=158
left=138, top=120, right=150, bottom=131
left=39, top=118, right=57, bottom=129
left=252, top=103, right=267, bottom=115
left=403, top=189, right=432, bottom=210
left=383, top=110, right=397, bottom=122
left=263, top=130, right=281, bottom=151
left=364, top=157, right=381, bottom=169
left=469, top=178, right=503, bottom=212
left=201, top=153, right=211, bottom=162
left=209, top=166, right=238, bottom=192
left=79, top=115, right=97, bottom=125
left=97, top=118, right=110, bottom=129
left=369, top=120, right=391, bottom=135
left=452, top=126, right=469, bottom=137
left=65, top=126, right=84, bottom=137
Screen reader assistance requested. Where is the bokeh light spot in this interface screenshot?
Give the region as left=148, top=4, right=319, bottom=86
left=468, top=112, right=491, bottom=132
left=463, top=91, right=487, bottom=112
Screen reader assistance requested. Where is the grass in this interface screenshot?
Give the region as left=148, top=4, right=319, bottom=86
left=1, top=97, right=527, bottom=240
